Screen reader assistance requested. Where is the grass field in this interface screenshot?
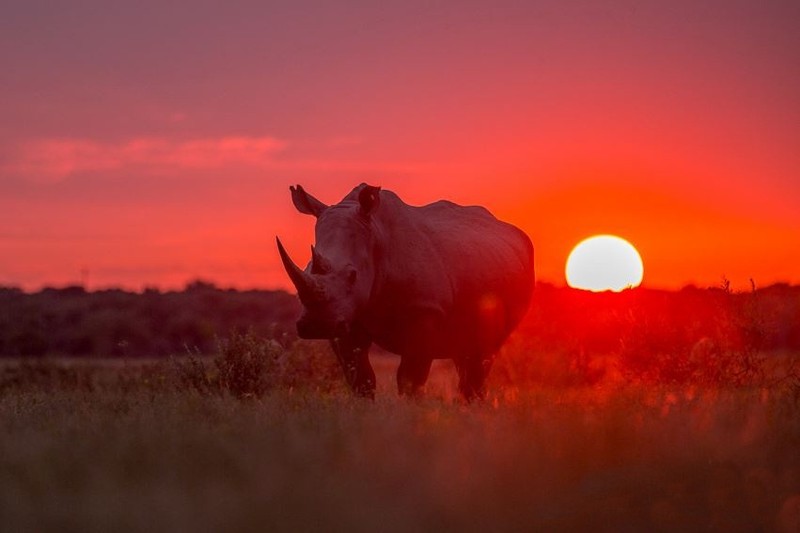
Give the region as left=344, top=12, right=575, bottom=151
left=2, top=341, right=800, bottom=533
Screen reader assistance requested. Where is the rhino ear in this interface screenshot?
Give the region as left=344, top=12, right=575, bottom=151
left=290, top=185, right=327, bottom=218
left=358, top=185, right=381, bottom=217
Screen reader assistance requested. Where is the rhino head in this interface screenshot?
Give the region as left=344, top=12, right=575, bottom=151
left=277, top=184, right=381, bottom=339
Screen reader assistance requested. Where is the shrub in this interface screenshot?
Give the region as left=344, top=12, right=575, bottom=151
left=215, top=332, right=282, bottom=398
left=171, top=332, right=343, bottom=398
left=616, top=280, right=774, bottom=387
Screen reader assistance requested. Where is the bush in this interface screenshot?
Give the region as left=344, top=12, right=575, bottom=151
left=172, top=332, right=343, bottom=398
left=215, top=332, right=282, bottom=398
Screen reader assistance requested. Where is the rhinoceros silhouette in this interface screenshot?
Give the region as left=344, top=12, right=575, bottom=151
left=277, top=183, right=534, bottom=400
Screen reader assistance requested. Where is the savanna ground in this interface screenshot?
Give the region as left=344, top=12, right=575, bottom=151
left=2, top=330, right=800, bottom=533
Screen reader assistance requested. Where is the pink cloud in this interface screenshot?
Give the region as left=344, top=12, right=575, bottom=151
left=4, top=136, right=288, bottom=182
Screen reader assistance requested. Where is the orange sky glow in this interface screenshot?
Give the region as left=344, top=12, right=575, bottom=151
left=1, top=1, right=798, bottom=292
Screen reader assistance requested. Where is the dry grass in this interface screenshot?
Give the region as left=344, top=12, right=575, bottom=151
left=1, top=341, right=800, bottom=532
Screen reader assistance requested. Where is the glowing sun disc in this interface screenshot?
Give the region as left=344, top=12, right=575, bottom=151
left=566, top=235, right=643, bottom=292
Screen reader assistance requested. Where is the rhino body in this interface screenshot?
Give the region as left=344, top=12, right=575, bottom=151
left=277, top=183, right=534, bottom=399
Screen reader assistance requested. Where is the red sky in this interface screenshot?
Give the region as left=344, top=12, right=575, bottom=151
left=1, top=1, right=798, bottom=292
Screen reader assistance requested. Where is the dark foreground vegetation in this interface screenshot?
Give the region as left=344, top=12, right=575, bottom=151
left=1, top=281, right=799, bottom=531
left=1, top=340, right=799, bottom=532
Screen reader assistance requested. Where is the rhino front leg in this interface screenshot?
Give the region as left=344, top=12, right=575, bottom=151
left=331, top=333, right=375, bottom=399
left=397, top=357, right=432, bottom=397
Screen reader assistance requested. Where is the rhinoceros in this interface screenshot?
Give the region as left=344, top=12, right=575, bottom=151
left=276, top=183, right=534, bottom=399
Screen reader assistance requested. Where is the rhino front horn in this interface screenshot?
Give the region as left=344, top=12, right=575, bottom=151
left=276, top=237, right=312, bottom=294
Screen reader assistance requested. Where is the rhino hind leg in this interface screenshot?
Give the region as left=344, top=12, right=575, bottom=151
left=397, top=357, right=433, bottom=397
left=330, top=335, right=376, bottom=399
left=455, top=356, right=494, bottom=401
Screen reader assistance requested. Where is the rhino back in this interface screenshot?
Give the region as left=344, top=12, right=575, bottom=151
left=417, top=200, right=532, bottom=290
left=367, top=192, right=533, bottom=356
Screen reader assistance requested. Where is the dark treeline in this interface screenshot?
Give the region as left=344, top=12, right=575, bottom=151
left=523, top=282, right=800, bottom=354
left=0, top=279, right=798, bottom=358
left=0, top=280, right=300, bottom=357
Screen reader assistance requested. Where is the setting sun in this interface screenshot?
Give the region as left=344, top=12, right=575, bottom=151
left=565, top=235, right=644, bottom=292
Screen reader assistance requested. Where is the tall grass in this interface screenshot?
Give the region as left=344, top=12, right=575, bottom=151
left=1, top=337, right=799, bottom=532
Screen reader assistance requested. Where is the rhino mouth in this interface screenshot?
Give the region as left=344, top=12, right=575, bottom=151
left=297, top=315, right=349, bottom=340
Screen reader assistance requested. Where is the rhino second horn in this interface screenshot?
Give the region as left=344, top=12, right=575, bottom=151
left=276, top=237, right=312, bottom=294
left=311, top=245, right=331, bottom=274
